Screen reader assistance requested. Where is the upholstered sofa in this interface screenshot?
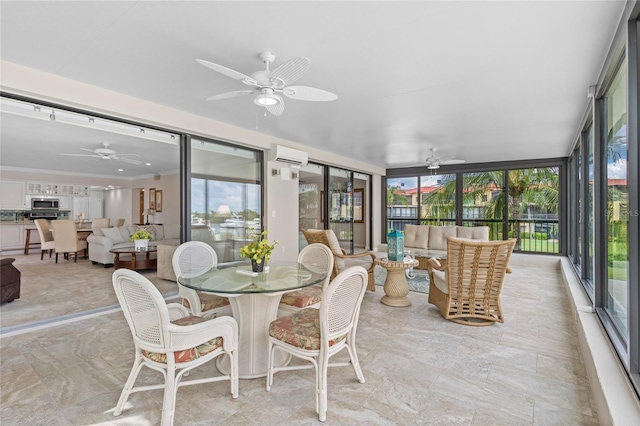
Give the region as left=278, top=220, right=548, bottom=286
left=87, top=224, right=180, bottom=267
left=1, top=258, right=21, bottom=303
left=377, top=224, right=490, bottom=262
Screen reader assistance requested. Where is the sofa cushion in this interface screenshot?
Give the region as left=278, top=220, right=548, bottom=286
left=457, top=226, right=489, bottom=241
left=404, top=224, right=429, bottom=249
left=102, top=227, right=126, bottom=244
left=164, top=224, right=180, bottom=240
left=152, top=224, right=164, bottom=241
left=428, top=226, right=457, bottom=251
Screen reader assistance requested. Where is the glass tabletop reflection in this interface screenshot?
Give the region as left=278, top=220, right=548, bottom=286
left=178, top=261, right=326, bottom=294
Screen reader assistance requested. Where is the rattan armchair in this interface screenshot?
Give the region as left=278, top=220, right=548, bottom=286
left=426, top=237, right=516, bottom=326
left=301, top=228, right=376, bottom=291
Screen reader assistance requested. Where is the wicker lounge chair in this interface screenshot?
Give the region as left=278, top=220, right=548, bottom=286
left=426, top=237, right=516, bottom=326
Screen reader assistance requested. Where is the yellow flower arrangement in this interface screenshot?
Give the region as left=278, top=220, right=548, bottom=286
left=239, top=231, right=278, bottom=264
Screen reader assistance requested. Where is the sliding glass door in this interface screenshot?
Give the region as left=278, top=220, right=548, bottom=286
left=190, top=138, right=262, bottom=262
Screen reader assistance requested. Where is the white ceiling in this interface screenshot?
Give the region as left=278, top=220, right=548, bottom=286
left=0, top=1, right=626, bottom=176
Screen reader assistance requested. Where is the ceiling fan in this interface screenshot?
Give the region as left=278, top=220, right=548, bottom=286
left=424, top=148, right=466, bottom=169
left=59, top=143, right=143, bottom=165
left=197, top=51, right=338, bottom=116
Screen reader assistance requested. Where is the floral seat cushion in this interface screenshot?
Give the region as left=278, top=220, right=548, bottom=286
left=279, top=284, right=322, bottom=308
left=269, top=308, right=345, bottom=351
left=142, top=315, right=223, bottom=364
left=182, top=292, right=230, bottom=312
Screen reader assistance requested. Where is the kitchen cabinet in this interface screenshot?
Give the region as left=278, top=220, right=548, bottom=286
left=27, top=181, right=60, bottom=195
left=75, top=185, right=90, bottom=196
left=26, top=182, right=44, bottom=194
left=44, top=183, right=59, bottom=195
left=0, top=224, right=24, bottom=251
left=60, top=185, right=75, bottom=196
left=58, top=196, right=72, bottom=210
left=0, top=181, right=26, bottom=209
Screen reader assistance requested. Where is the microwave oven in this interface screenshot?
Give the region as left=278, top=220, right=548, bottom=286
left=31, top=198, right=60, bottom=210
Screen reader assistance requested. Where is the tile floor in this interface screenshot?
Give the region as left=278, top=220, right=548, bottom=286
left=0, top=253, right=599, bottom=425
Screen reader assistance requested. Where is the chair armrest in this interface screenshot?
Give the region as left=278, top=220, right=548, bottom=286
left=167, top=315, right=238, bottom=352
left=425, top=257, right=447, bottom=272
left=335, top=251, right=377, bottom=272
left=166, top=303, right=190, bottom=321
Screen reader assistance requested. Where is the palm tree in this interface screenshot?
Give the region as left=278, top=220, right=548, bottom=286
left=422, top=168, right=559, bottom=242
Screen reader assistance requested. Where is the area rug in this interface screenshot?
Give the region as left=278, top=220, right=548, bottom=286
left=374, top=265, right=429, bottom=293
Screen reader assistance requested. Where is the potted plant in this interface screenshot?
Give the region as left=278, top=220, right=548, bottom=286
left=239, top=231, right=278, bottom=272
left=130, top=229, right=153, bottom=251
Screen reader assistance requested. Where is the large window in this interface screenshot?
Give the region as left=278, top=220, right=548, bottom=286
left=462, top=171, right=504, bottom=240
left=190, top=139, right=262, bottom=263
left=387, top=177, right=418, bottom=230
left=568, top=15, right=639, bottom=396
left=387, top=166, right=560, bottom=254
left=603, top=59, right=628, bottom=337
left=421, top=173, right=456, bottom=225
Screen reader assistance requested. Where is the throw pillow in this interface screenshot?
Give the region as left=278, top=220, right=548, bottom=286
left=134, top=225, right=155, bottom=240
left=102, top=227, right=125, bottom=244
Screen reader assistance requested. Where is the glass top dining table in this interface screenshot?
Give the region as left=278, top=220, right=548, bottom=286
left=178, top=260, right=326, bottom=379
left=178, top=260, right=326, bottom=294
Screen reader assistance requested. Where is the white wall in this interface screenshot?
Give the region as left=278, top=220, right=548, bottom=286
left=266, top=161, right=299, bottom=262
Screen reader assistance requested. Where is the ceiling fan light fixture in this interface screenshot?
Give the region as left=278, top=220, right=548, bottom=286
left=254, top=88, right=280, bottom=107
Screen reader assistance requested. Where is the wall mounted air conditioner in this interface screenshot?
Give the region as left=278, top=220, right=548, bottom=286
left=271, top=145, right=308, bottom=166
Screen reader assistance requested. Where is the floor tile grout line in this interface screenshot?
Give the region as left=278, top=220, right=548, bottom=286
left=0, top=291, right=179, bottom=338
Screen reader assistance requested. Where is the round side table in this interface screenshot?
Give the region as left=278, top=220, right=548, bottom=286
left=375, top=258, right=419, bottom=307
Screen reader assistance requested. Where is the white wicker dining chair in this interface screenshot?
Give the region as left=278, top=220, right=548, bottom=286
left=266, top=266, right=368, bottom=422
left=34, top=219, right=55, bottom=260
left=172, top=241, right=231, bottom=319
left=278, top=243, right=334, bottom=316
left=112, top=269, right=239, bottom=426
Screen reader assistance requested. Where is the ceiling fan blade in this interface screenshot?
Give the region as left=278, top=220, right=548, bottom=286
left=206, top=90, right=257, bottom=101
left=116, top=153, right=142, bottom=157
left=265, top=95, right=285, bottom=116
left=441, top=159, right=466, bottom=165
left=59, top=153, right=100, bottom=158
left=79, top=148, right=97, bottom=154
left=196, top=59, right=257, bottom=86
left=270, top=57, right=310, bottom=87
left=282, top=86, right=338, bottom=101
left=115, top=157, right=143, bottom=165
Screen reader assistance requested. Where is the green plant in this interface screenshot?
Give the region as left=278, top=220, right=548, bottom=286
left=130, top=229, right=153, bottom=241
left=239, top=231, right=278, bottom=264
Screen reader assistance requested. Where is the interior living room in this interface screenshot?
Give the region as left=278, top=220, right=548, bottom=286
left=1, top=2, right=639, bottom=425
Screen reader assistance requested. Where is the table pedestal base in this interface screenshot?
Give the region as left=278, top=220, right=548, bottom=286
left=216, top=293, right=290, bottom=379
left=380, top=267, right=412, bottom=307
